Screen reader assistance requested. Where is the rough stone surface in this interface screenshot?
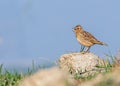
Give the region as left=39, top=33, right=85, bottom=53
left=80, top=68, right=120, bottom=86
left=19, top=52, right=110, bottom=86
left=19, top=67, right=77, bottom=86
left=18, top=65, right=120, bottom=86
left=59, top=52, right=106, bottom=77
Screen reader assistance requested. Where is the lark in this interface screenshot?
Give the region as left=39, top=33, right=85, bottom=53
left=73, top=25, right=107, bottom=52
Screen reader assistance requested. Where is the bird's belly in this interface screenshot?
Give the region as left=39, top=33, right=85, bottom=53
left=77, top=37, right=93, bottom=47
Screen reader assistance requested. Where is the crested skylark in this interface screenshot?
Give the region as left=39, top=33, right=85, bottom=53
left=73, top=25, right=107, bottom=52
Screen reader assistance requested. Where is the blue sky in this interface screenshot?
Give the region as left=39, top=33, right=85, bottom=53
left=0, top=0, right=120, bottom=70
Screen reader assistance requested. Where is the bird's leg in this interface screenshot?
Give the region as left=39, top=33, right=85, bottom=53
left=85, top=46, right=91, bottom=53
left=80, top=45, right=85, bottom=52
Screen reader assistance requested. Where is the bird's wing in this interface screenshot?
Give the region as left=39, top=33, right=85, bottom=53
left=82, top=31, right=100, bottom=43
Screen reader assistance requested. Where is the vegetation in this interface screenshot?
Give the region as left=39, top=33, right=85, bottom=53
left=0, top=64, right=22, bottom=86
left=0, top=52, right=120, bottom=86
left=0, top=61, right=42, bottom=86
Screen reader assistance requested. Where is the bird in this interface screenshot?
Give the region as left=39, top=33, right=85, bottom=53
left=73, top=25, right=107, bottom=53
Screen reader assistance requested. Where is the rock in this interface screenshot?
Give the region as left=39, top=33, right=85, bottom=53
left=19, top=52, right=108, bottom=86
left=19, top=62, right=120, bottom=86
left=59, top=52, right=106, bottom=77
left=80, top=68, right=120, bottom=86
left=19, top=67, right=76, bottom=86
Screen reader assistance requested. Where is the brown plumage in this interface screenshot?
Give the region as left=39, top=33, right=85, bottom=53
left=73, top=25, right=107, bottom=52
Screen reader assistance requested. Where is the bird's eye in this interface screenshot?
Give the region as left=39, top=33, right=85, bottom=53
left=74, top=28, right=77, bottom=30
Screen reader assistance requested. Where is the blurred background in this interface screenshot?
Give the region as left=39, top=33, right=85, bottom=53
left=0, top=0, right=120, bottom=72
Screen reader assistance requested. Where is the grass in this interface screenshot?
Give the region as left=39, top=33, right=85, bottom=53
left=0, top=52, right=120, bottom=86
left=0, top=64, right=23, bottom=86
left=0, top=61, right=44, bottom=86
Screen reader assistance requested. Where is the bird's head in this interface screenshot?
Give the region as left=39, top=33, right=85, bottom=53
left=73, top=25, right=83, bottom=33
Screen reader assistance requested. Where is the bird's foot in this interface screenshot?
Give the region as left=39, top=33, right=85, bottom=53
left=80, top=51, right=90, bottom=54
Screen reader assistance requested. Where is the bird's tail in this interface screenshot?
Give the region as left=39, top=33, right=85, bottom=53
left=97, top=41, right=108, bottom=46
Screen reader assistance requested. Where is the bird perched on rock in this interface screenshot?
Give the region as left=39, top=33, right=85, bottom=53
left=73, top=25, right=107, bottom=53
